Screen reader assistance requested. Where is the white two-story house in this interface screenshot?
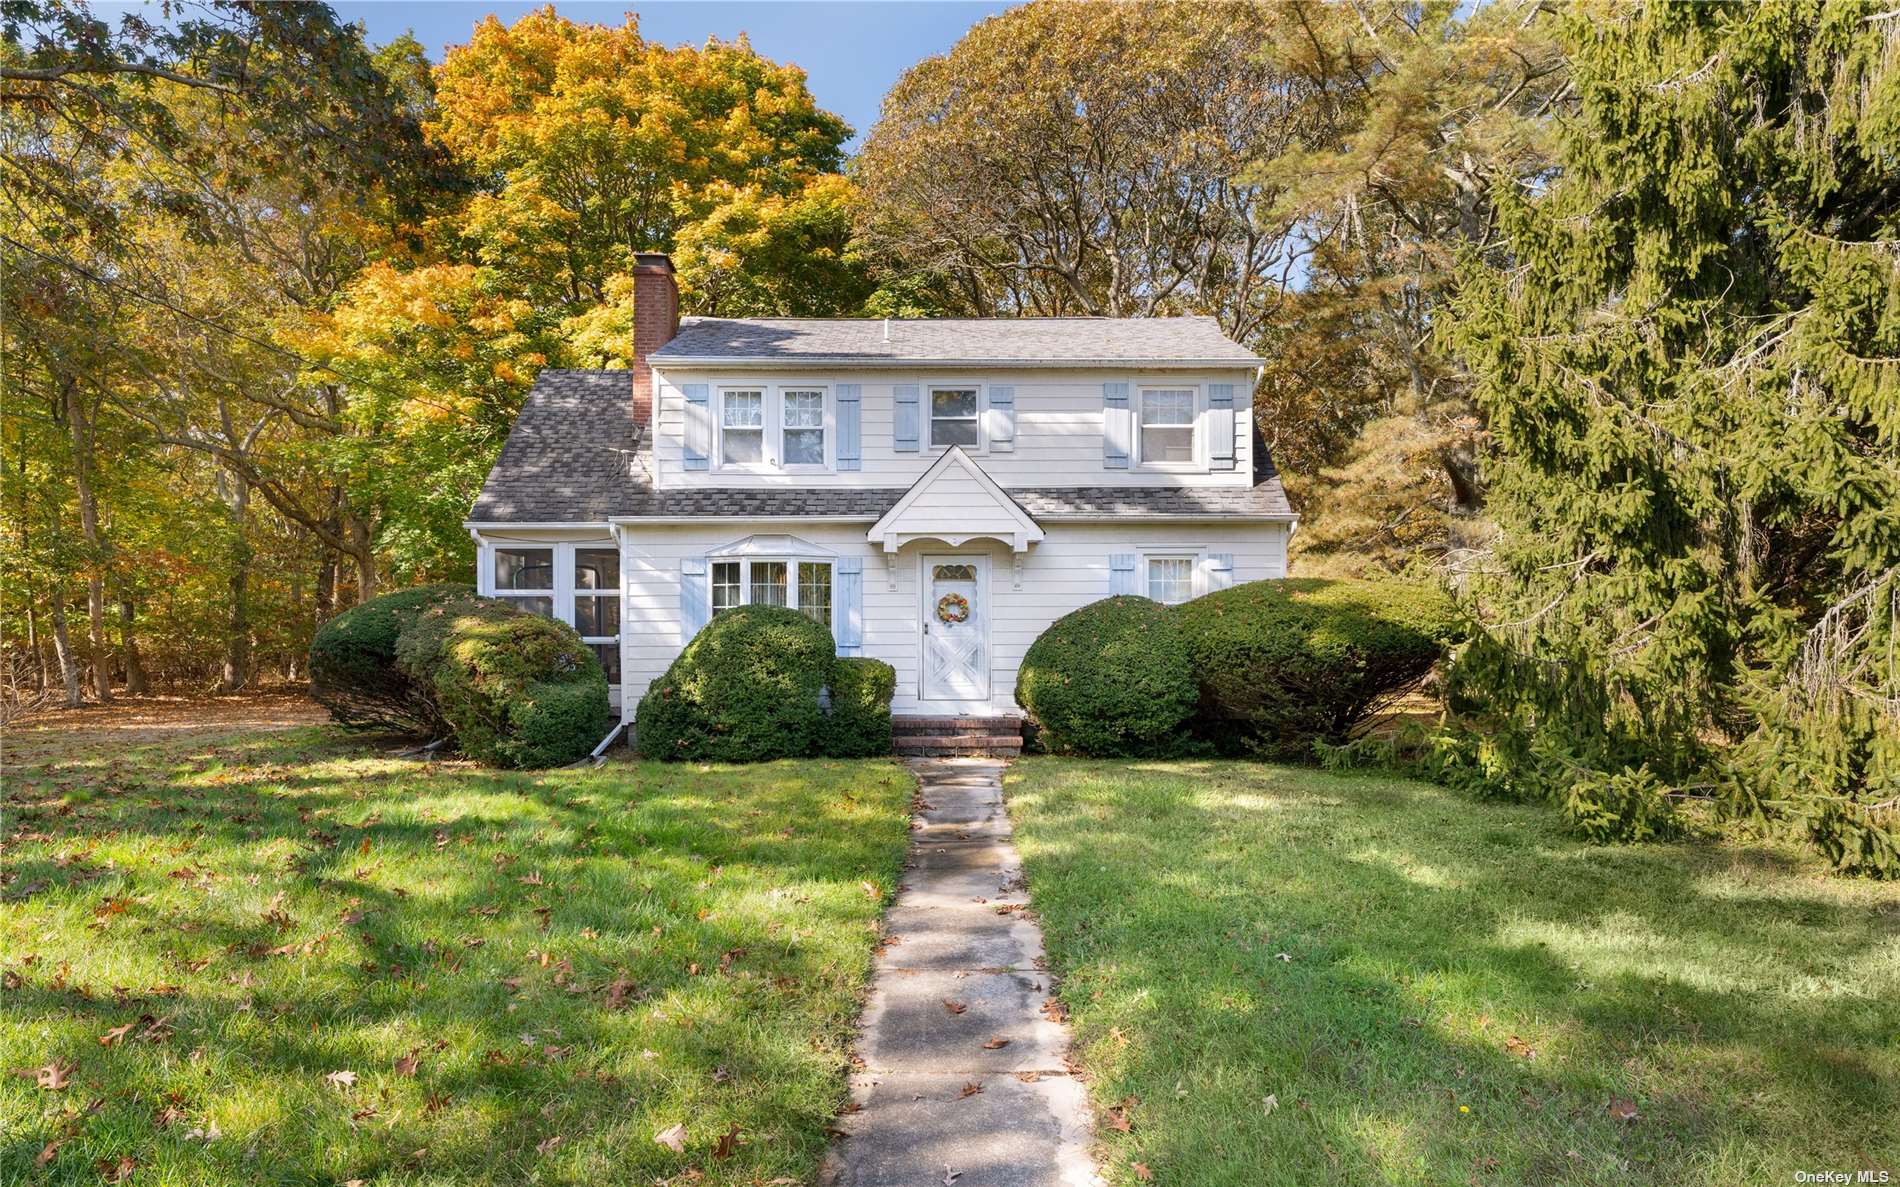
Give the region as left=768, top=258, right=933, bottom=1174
left=465, top=254, right=1295, bottom=727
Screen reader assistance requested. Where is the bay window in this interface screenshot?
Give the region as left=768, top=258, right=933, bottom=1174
left=707, top=547, right=835, bottom=631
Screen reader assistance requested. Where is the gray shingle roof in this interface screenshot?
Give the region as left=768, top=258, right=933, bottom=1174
left=650, top=316, right=1263, bottom=366
left=469, top=369, right=1295, bottom=524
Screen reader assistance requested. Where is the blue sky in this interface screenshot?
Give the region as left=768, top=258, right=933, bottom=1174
left=324, top=1, right=1015, bottom=148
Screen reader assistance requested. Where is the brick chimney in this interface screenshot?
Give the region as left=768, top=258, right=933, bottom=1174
left=629, top=252, right=678, bottom=436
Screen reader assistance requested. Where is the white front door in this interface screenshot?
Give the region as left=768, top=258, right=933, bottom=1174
left=921, top=555, right=989, bottom=701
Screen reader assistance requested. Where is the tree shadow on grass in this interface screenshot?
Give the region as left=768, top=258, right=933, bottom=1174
left=1, top=728, right=913, bottom=1186
left=1006, top=759, right=1900, bottom=1187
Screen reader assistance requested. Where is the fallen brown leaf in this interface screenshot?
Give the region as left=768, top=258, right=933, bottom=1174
left=11, top=1060, right=75, bottom=1090
left=1504, top=1035, right=1535, bottom=1060
left=96, top=1155, right=136, bottom=1183
left=324, top=1070, right=357, bottom=1089
left=958, top=1081, right=983, bottom=1098
left=1607, top=1098, right=1640, bottom=1122
left=393, top=1050, right=421, bottom=1077
left=1133, top=1162, right=1154, bottom=1181
left=535, top=1134, right=563, bottom=1156
left=942, top=999, right=968, bottom=1015
left=654, top=1122, right=687, bottom=1153
left=981, top=1037, right=1011, bottom=1050
left=99, top=1022, right=136, bottom=1048
left=712, top=1122, right=742, bottom=1160
left=35, top=1140, right=62, bottom=1165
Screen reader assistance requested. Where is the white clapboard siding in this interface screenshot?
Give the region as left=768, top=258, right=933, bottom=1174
left=608, top=521, right=1289, bottom=719
left=649, top=369, right=1261, bottom=490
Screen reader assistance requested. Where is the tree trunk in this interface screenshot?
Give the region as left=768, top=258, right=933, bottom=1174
left=345, top=510, right=377, bottom=604
left=62, top=381, right=112, bottom=703
left=220, top=470, right=253, bottom=693
left=47, top=594, right=82, bottom=707
left=119, top=599, right=149, bottom=694
left=26, top=604, right=47, bottom=690
left=315, top=547, right=337, bottom=625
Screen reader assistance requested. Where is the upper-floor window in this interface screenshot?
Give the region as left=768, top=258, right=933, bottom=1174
left=720, top=389, right=766, bottom=465
left=715, top=385, right=830, bottom=470
left=1138, top=388, right=1196, bottom=465
left=931, top=387, right=981, bottom=449
left=782, top=389, right=826, bottom=465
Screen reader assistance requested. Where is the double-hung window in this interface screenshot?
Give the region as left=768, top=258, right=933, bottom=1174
left=930, top=387, right=980, bottom=448
left=494, top=548, right=555, bottom=617
left=720, top=389, right=766, bottom=465
left=573, top=548, right=621, bottom=683
left=1138, top=388, right=1197, bottom=465
left=486, top=541, right=623, bottom=686
left=1145, top=555, right=1196, bottom=605
left=782, top=389, right=827, bottom=466
left=715, top=386, right=829, bottom=470
left=709, top=555, right=833, bottom=629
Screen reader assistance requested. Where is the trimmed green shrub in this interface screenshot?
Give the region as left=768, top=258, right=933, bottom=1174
left=394, top=594, right=611, bottom=769
left=635, top=604, right=835, bottom=761
left=1015, top=595, right=1197, bottom=756
left=308, top=584, right=472, bottom=733
left=823, top=657, right=896, bottom=757
left=1175, top=578, right=1461, bottom=759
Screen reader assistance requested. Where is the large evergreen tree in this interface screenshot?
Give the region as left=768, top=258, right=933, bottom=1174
left=1447, top=0, right=1899, bottom=872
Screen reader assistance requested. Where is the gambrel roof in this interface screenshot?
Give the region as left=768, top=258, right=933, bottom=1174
left=467, top=370, right=1295, bottom=525
left=650, top=316, right=1266, bottom=368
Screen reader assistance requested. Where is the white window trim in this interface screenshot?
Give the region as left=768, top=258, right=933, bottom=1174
left=482, top=539, right=623, bottom=687
left=713, top=382, right=836, bottom=474
left=1138, top=545, right=1208, bottom=605
left=708, top=554, right=836, bottom=633
left=1134, top=382, right=1205, bottom=472
left=926, top=380, right=988, bottom=455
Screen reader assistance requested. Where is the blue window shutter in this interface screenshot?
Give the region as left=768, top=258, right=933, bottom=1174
left=893, top=385, right=921, bottom=452
left=680, top=557, right=708, bottom=640
left=1208, top=383, right=1237, bottom=471
left=682, top=383, right=711, bottom=471
left=988, top=385, right=1015, bottom=453
left=1103, top=381, right=1131, bottom=469
left=1207, top=552, right=1234, bottom=593
left=1109, top=552, right=1138, bottom=596
left=836, top=557, right=864, bottom=655
left=836, top=384, right=862, bottom=471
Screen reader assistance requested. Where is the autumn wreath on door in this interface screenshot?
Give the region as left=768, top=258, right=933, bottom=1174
left=936, top=592, right=971, bottom=624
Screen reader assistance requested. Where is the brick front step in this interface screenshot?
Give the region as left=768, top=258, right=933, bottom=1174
left=892, top=715, right=1025, bottom=736
left=894, top=735, right=1024, bottom=756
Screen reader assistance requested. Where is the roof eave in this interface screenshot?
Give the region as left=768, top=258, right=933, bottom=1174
left=649, top=356, right=1266, bottom=370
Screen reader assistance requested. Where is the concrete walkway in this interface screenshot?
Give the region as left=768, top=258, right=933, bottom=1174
left=824, top=758, right=1100, bottom=1187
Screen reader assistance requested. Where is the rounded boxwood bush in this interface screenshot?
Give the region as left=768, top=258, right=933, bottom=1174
left=395, top=594, right=611, bottom=769
left=1174, top=578, right=1461, bottom=759
left=635, top=604, right=835, bottom=761
left=308, top=584, right=472, bottom=733
left=822, top=657, right=896, bottom=757
left=1015, top=595, right=1197, bottom=756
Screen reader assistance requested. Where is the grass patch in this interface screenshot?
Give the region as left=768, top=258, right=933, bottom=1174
left=1005, top=758, right=1900, bottom=1186
left=1, top=723, right=910, bottom=1185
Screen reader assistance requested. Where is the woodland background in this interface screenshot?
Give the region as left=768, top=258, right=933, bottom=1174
left=3, top=2, right=1896, bottom=861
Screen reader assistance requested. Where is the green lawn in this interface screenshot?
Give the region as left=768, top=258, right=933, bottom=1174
left=1005, top=758, right=1900, bottom=1187
left=1, top=723, right=910, bottom=1185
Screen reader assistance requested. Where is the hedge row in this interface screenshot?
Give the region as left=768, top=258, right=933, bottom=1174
left=310, top=587, right=611, bottom=768
left=634, top=604, right=894, bottom=761
left=1017, top=578, right=1461, bottom=759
